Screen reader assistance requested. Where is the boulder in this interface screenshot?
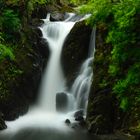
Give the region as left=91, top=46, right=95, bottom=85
left=56, top=92, right=68, bottom=112
left=74, top=110, right=86, bottom=127
left=74, top=110, right=84, bottom=121
left=50, top=12, right=65, bottom=21
left=65, top=119, right=71, bottom=125
left=75, top=116, right=84, bottom=122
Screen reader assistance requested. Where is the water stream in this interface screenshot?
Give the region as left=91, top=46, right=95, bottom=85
left=38, top=13, right=75, bottom=111
left=0, top=13, right=95, bottom=140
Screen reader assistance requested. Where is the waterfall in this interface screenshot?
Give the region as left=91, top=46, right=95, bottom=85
left=38, top=14, right=75, bottom=111
left=0, top=13, right=96, bottom=140
left=38, top=13, right=92, bottom=113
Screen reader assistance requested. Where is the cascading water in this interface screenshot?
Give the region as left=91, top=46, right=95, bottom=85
left=69, top=29, right=96, bottom=112
left=38, top=13, right=75, bottom=111
left=0, top=13, right=95, bottom=140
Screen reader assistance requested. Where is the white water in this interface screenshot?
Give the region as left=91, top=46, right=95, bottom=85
left=68, top=29, right=96, bottom=112
left=0, top=13, right=95, bottom=140
left=38, top=13, right=75, bottom=111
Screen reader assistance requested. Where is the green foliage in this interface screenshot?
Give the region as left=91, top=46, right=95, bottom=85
left=27, top=0, right=51, bottom=14
left=0, top=9, right=21, bottom=34
left=81, top=0, right=140, bottom=111
left=8, top=66, right=23, bottom=76
left=81, top=0, right=113, bottom=26
left=0, top=32, right=5, bottom=43
left=120, top=97, right=129, bottom=111
left=0, top=44, right=15, bottom=62
left=113, top=63, right=140, bottom=110
left=69, top=0, right=88, bottom=5
left=99, top=79, right=108, bottom=88
left=70, top=0, right=80, bottom=4
left=4, top=0, right=21, bottom=6
left=34, top=0, right=51, bottom=4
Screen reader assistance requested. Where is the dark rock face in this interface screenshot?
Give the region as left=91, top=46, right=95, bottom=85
left=65, top=119, right=71, bottom=125
left=56, top=92, right=68, bottom=112
left=62, top=20, right=92, bottom=87
left=87, top=93, right=114, bottom=134
left=86, top=26, right=116, bottom=134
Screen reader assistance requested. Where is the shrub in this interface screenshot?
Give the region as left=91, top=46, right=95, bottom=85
left=80, top=0, right=140, bottom=111
left=1, top=9, right=21, bottom=34
left=0, top=44, right=15, bottom=62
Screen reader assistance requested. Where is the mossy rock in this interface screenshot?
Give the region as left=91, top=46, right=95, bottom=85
left=86, top=25, right=115, bottom=134
left=0, top=10, right=49, bottom=121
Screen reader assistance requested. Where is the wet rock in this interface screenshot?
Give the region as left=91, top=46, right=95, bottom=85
left=50, top=12, right=65, bottom=21
left=74, top=110, right=86, bottom=127
left=75, top=116, right=84, bottom=122
left=74, top=110, right=84, bottom=118
left=74, top=110, right=84, bottom=121
left=65, top=119, right=71, bottom=125
left=56, top=92, right=68, bottom=112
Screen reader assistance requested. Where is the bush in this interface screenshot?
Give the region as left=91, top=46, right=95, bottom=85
left=0, top=44, right=15, bottom=62
left=0, top=9, right=21, bottom=34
